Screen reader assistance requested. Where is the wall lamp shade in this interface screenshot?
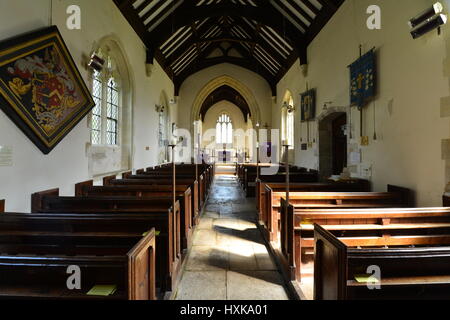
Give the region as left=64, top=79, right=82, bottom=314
left=282, top=101, right=295, bottom=113
left=88, top=53, right=105, bottom=72
left=410, top=13, right=447, bottom=39
left=409, top=2, right=444, bottom=28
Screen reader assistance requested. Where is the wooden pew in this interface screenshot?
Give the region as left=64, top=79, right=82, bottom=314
left=314, top=220, right=450, bottom=300
left=108, top=178, right=200, bottom=225
left=242, top=165, right=318, bottom=197
left=31, top=189, right=180, bottom=293
left=146, top=164, right=212, bottom=197
left=278, top=190, right=409, bottom=282
left=75, top=180, right=193, bottom=250
left=0, top=212, right=156, bottom=300
left=147, top=163, right=213, bottom=183
left=123, top=175, right=205, bottom=216
left=138, top=171, right=208, bottom=204
left=136, top=168, right=145, bottom=174
left=0, top=200, right=4, bottom=213
left=257, top=178, right=370, bottom=217
left=260, top=180, right=373, bottom=241
left=443, top=194, right=450, bottom=206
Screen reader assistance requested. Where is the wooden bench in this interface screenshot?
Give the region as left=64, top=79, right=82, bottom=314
left=257, top=179, right=370, bottom=218
left=0, top=200, right=4, bottom=213
left=242, top=165, right=318, bottom=197
left=146, top=164, right=213, bottom=193
left=314, top=220, right=450, bottom=300
left=75, top=180, right=193, bottom=251
left=31, top=189, right=181, bottom=293
left=443, top=194, right=450, bottom=206
left=146, top=164, right=213, bottom=197
left=278, top=190, right=410, bottom=282
left=138, top=171, right=208, bottom=203
left=0, top=211, right=156, bottom=300
left=124, top=175, right=205, bottom=214
left=260, top=181, right=373, bottom=241
left=107, top=178, right=200, bottom=225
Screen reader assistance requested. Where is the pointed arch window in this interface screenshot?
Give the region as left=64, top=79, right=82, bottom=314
left=287, top=96, right=295, bottom=149
left=90, top=56, right=121, bottom=146
left=216, top=114, right=233, bottom=144
left=282, top=95, right=295, bottom=150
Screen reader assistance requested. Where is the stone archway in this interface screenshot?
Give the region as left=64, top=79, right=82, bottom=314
left=317, top=106, right=350, bottom=180
left=190, top=75, right=261, bottom=131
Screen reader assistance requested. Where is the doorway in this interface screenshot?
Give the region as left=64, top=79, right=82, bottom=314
left=318, top=111, right=348, bottom=180
left=331, top=114, right=347, bottom=175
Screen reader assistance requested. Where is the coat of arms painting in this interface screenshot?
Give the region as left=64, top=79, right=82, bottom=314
left=0, top=26, right=94, bottom=154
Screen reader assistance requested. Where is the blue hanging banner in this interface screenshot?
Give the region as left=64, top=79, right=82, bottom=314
left=349, top=49, right=376, bottom=109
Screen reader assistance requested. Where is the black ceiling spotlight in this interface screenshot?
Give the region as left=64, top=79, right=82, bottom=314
left=409, top=2, right=447, bottom=39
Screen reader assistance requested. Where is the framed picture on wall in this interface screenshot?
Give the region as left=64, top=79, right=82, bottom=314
left=0, top=26, right=95, bottom=154
left=300, top=88, right=316, bottom=122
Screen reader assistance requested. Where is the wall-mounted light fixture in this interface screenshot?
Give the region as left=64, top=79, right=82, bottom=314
left=155, top=104, right=165, bottom=113
left=88, top=53, right=105, bottom=72
left=409, top=2, right=447, bottom=39
left=283, top=101, right=295, bottom=114
left=409, top=2, right=444, bottom=28
left=323, top=101, right=333, bottom=111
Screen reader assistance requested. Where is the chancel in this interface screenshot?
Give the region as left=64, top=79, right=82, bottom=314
left=1, top=0, right=450, bottom=303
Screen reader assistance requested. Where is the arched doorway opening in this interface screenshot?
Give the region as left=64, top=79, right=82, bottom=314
left=318, top=112, right=348, bottom=180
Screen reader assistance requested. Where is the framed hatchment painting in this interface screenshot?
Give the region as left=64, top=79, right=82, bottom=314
left=0, top=26, right=94, bottom=154
left=300, top=88, right=316, bottom=122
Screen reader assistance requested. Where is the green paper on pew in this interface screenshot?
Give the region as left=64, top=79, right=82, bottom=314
left=86, top=285, right=117, bottom=296
left=142, top=231, right=160, bottom=237
left=354, top=274, right=380, bottom=283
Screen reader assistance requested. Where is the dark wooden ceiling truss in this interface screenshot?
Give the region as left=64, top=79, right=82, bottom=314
left=199, top=85, right=251, bottom=122
left=113, top=0, right=345, bottom=96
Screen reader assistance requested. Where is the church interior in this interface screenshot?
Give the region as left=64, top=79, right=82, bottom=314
left=1, top=0, right=450, bottom=301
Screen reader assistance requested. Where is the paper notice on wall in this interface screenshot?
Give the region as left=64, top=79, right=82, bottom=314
left=0, top=146, right=13, bottom=167
left=349, top=150, right=361, bottom=164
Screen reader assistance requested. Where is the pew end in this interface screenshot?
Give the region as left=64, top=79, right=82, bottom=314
left=313, top=218, right=450, bottom=300
left=0, top=200, right=4, bottom=213
left=103, top=174, right=117, bottom=186
left=75, top=180, right=94, bottom=196
left=127, top=228, right=157, bottom=300
left=443, top=194, right=450, bottom=207
left=387, top=184, right=414, bottom=207
left=31, top=189, right=59, bottom=213
left=122, top=171, right=132, bottom=179
left=313, top=224, right=347, bottom=300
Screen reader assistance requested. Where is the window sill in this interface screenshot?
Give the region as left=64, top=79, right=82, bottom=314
left=89, top=143, right=121, bottom=149
left=93, top=169, right=127, bottom=180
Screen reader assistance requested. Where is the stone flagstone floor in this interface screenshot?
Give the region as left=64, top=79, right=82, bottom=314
left=174, top=174, right=290, bottom=300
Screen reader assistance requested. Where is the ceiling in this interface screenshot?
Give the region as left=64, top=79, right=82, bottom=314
left=113, top=0, right=345, bottom=95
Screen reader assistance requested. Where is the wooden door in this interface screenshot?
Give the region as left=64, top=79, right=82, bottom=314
left=332, top=114, right=347, bottom=175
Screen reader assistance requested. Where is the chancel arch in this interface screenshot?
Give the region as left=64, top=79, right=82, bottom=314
left=201, top=101, right=247, bottom=162
left=191, top=75, right=261, bottom=130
